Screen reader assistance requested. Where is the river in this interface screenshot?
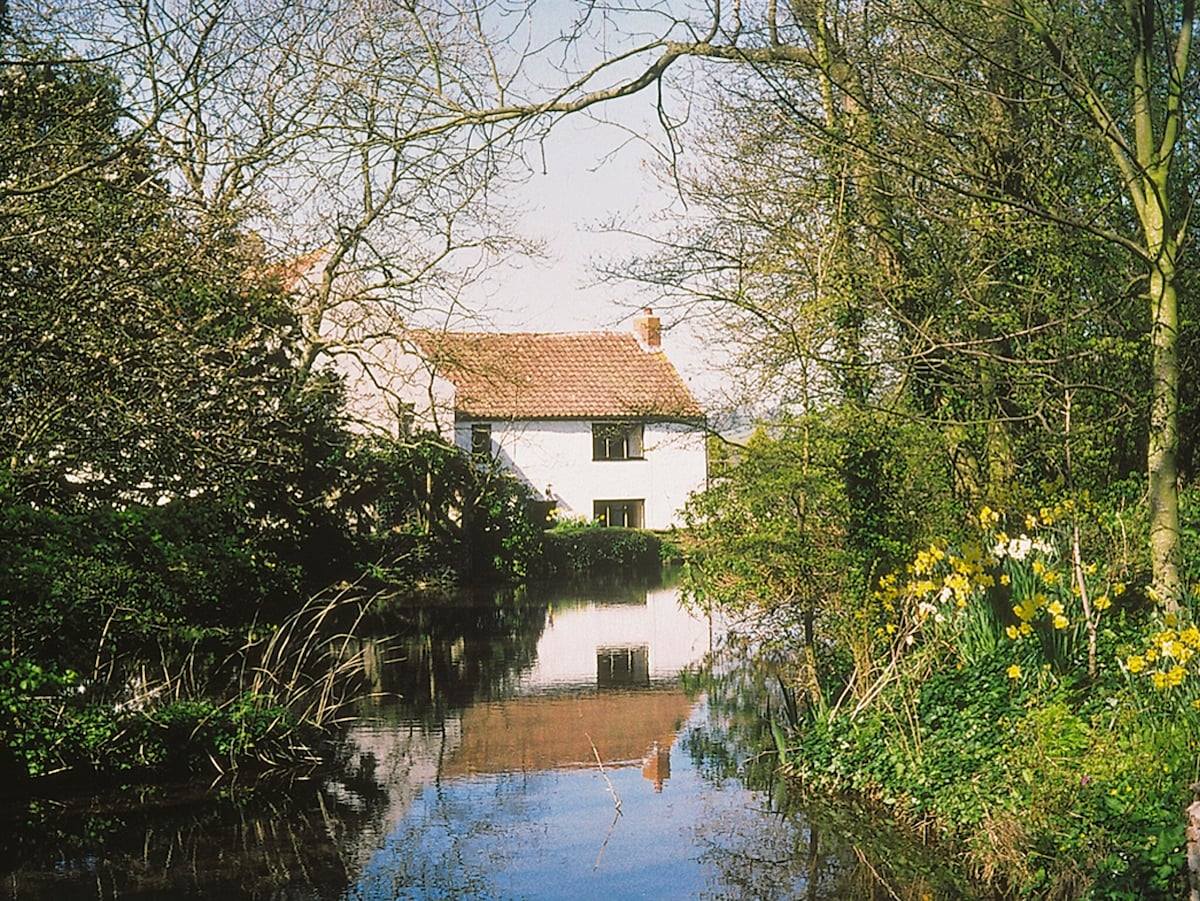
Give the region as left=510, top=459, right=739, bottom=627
left=0, top=573, right=974, bottom=899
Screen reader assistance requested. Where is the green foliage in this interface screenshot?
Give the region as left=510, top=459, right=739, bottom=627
left=788, top=644, right=1195, bottom=898
left=0, top=48, right=383, bottom=785
left=680, top=413, right=956, bottom=699
left=777, top=487, right=1200, bottom=899
left=0, top=55, right=331, bottom=511
left=2, top=675, right=311, bottom=781
left=344, top=433, right=543, bottom=586
left=0, top=492, right=305, bottom=669
left=534, top=522, right=663, bottom=578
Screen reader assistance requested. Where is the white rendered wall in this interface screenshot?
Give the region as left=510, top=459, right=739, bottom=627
left=454, top=419, right=707, bottom=530
left=319, top=329, right=458, bottom=442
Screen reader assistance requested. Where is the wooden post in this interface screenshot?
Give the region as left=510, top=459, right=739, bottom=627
left=1186, top=783, right=1200, bottom=901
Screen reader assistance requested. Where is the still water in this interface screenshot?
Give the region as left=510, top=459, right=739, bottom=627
left=0, top=575, right=972, bottom=900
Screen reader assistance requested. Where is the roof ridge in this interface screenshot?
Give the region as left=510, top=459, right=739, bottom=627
left=412, top=327, right=633, bottom=338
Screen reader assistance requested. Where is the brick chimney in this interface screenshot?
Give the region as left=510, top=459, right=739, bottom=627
left=633, top=308, right=661, bottom=350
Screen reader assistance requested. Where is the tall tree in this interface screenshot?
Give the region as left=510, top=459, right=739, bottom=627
left=1008, top=0, right=1194, bottom=608
left=513, top=0, right=1185, bottom=603
left=0, top=49, right=338, bottom=510
left=17, top=1, right=1194, bottom=601
left=17, top=0, right=538, bottom=437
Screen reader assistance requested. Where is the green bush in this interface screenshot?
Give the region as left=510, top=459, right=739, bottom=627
left=0, top=494, right=304, bottom=670
left=764, top=487, right=1200, bottom=899
left=346, top=433, right=543, bottom=586
left=0, top=650, right=318, bottom=782
left=533, top=523, right=663, bottom=578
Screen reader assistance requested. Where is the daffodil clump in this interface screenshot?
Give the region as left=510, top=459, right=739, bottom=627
left=1122, top=619, right=1200, bottom=704
left=874, top=499, right=1125, bottom=676
left=872, top=533, right=996, bottom=643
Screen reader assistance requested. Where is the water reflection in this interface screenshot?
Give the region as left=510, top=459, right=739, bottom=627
left=0, top=777, right=360, bottom=900
left=0, top=575, right=980, bottom=900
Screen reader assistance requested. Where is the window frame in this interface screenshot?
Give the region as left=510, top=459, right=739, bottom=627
left=591, top=421, right=645, bottom=461
left=470, top=422, right=493, bottom=459
left=593, top=498, right=645, bottom=529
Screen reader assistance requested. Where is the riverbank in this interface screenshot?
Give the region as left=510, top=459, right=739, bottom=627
left=757, top=506, right=1200, bottom=900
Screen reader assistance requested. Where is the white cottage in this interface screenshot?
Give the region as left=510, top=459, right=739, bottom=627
left=276, top=251, right=706, bottom=528
left=402, top=314, right=708, bottom=530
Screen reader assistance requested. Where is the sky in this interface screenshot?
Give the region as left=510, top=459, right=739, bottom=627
left=456, top=88, right=734, bottom=409
left=441, top=1, right=736, bottom=411
left=475, top=111, right=667, bottom=333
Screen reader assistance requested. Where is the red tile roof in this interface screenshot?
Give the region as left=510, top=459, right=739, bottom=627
left=410, top=330, right=704, bottom=420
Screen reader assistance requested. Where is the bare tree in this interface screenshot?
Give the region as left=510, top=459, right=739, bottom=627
left=13, top=0, right=1195, bottom=600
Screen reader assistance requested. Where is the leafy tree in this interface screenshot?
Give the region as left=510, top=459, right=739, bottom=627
left=0, top=46, right=363, bottom=680
left=1006, top=0, right=1195, bottom=608
left=342, top=432, right=542, bottom=585
left=682, top=416, right=952, bottom=700
left=0, top=48, right=344, bottom=521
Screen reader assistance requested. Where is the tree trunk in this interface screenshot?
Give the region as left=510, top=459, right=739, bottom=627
left=1147, top=247, right=1183, bottom=612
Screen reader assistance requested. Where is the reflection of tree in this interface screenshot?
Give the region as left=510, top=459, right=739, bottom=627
left=537, top=569, right=668, bottom=605
left=679, top=648, right=786, bottom=788
left=682, top=648, right=984, bottom=900
left=357, top=586, right=551, bottom=724
left=351, top=772, right=548, bottom=901
left=0, top=778, right=378, bottom=899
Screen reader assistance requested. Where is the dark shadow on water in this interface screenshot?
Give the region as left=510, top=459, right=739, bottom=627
left=0, top=772, right=386, bottom=900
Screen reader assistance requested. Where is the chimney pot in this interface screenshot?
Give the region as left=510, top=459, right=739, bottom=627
left=634, top=309, right=661, bottom=349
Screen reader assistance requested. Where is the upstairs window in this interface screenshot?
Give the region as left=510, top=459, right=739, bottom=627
left=470, top=423, right=493, bottom=459
left=592, top=422, right=644, bottom=461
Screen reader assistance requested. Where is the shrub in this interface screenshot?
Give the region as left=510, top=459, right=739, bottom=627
left=533, top=522, right=663, bottom=578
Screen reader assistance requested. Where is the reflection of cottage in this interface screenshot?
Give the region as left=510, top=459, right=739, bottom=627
left=401, top=312, right=708, bottom=530
left=597, top=645, right=650, bottom=688
left=441, top=690, right=691, bottom=793
left=342, top=586, right=713, bottom=810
